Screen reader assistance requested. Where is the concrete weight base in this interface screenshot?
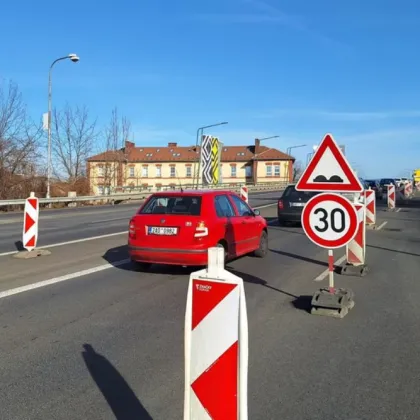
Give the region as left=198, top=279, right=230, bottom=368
left=310, top=288, right=355, bottom=319
left=340, top=264, right=368, bottom=277
left=13, top=249, right=51, bottom=259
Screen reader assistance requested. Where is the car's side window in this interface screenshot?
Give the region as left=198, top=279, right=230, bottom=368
left=230, top=195, right=253, bottom=217
left=214, top=195, right=236, bottom=218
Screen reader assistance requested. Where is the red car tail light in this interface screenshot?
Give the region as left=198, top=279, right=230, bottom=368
left=129, top=220, right=136, bottom=239
left=194, top=221, right=208, bottom=238
left=278, top=200, right=284, bottom=210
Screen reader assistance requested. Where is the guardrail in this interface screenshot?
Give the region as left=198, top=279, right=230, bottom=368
left=0, top=182, right=287, bottom=207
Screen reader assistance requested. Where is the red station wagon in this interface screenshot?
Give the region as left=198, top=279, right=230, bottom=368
left=128, top=190, right=268, bottom=270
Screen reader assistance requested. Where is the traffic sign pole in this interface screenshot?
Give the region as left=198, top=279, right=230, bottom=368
left=302, top=192, right=357, bottom=318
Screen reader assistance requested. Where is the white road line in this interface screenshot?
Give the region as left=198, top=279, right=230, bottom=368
left=396, top=208, right=401, bottom=213
left=314, top=254, right=347, bottom=282
left=0, top=259, right=130, bottom=300
left=376, top=221, right=388, bottom=231
left=0, top=202, right=278, bottom=257
left=0, top=231, right=128, bottom=257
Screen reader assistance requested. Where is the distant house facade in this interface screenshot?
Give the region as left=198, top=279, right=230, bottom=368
left=86, top=139, right=294, bottom=195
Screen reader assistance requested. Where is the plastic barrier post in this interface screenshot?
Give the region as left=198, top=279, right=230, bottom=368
left=240, top=186, right=248, bottom=203
left=184, top=247, right=248, bottom=420
left=387, top=185, right=396, bottom=210
left=364, top=189, right=376, bottom=227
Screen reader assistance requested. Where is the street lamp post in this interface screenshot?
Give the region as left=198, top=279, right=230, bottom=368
left=193, top=121, right=228, bottom=188
left=46, top=53, right=80, bottom=199
left=286, top=144, right=306, bottom=182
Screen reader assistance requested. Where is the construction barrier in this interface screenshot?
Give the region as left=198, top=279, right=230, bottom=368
left=404, top=182, right=413, bottom=198
left=346, top=203, right=366, bottom=267
left=387, top=185, right=396, bottom=209
left=240, top=186, right=248, bottom=203
left=364, top=189, right=376, bottom=226
left=184, top=247, right=248, bottom=420
left=23, top=192, right=39, bottom=252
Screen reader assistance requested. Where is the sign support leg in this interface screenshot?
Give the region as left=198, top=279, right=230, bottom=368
left=328, top=249, right=335, bottom=293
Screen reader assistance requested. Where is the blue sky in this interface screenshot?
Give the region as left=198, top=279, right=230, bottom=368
left=1, top=0, right=420, bottom=178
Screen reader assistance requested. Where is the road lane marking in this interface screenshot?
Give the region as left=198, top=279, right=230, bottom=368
left=0, top=259, right=131, bottom=300
left=396, top=208, right=401, bottom=213
left=314, top=254, right=347, bottom=282
left=0, top=231, right=128, bottom=257
left=376, top=221, right=388, bottom=230
left=0, top=202, right=279, bottom=257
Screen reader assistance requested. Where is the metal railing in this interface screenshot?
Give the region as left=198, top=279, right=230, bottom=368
left=0, top=182, right=288, bottom=207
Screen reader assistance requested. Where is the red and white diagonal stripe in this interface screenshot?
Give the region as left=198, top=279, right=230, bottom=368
left=184, top=275, right=248, bottom=420
left=240, top=186, right=248, bottom=203
left=364, top=189, right=376, bottom=225
left=387, top=185, right=395, bottom=209
left=346, top=203, right=365, bottom=266
left=22, top=195, right=39, bottom=252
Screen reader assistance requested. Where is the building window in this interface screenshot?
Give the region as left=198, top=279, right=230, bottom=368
left=156, top=166, right=161, bottom=177
left=97, top=186, right=104, bottom=195
left=97, top=166, right=104, bottom=177
left=186, top=166, right=192, bottom=177
left=231, top=165, right=237, bottom=177
left=274, top=164, right=280, bottom=177
left=245, top=165, right=252, bottom=177
left=129, top=167, right=135, bottom=177
left=170, top=166, right=176, bottom=177
left=142, top=166, right=148, bottom=177
left=266, top=165, right=272, bottom=177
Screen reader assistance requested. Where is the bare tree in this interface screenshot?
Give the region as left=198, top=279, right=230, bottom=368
left=293, top=160, right=304, bottom=181
left=101, top=107, right=132, bottom=192
left=51, top=104, right=98, bottom=183
left=0, top=79, right=43, bottom=200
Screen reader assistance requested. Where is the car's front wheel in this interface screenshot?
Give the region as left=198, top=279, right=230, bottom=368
left=254, top=230, right=268, bottom=258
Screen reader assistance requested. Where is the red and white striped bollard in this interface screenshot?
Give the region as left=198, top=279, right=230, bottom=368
left=240, top=185, right=248, bottom=203
left=364, top=188, right=376, bottom=227
left=387, top=185, right=396, bottom=210
left=345, top=203, right=366, bottom=267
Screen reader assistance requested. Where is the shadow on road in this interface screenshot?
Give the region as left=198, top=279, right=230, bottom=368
left=82, top=344, right=153, bottom=420
left=229, top=268, right=312, bottom=313
left=367, top=244, right=420, bottom=258
left=269, top=249, right=328, bottom=268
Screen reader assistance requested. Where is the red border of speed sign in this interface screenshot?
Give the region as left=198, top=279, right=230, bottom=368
left=301, top=193, right=359, bottom=249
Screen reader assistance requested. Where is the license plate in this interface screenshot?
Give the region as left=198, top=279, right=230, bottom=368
left=290, top=202, right=305, bottom=207
left=147, top=226, right=178, bottom=235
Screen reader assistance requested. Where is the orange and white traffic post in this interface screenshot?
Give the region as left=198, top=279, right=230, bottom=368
left=240, top=185, right=248, bottom=203
left=364, top=188, right=376, bottom=227
left=342, top=202, right=368, bottom=276
left=23, top=192, right=39, bottom=252
left=184, top=247, right=248, bottom=420
left=387, top=184, right=396, bottom=210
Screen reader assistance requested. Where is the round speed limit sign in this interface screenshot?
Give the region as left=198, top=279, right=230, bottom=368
left=301, top=193, right=359, bottom=249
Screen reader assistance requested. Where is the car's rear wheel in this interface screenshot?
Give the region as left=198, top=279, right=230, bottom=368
left=216, top=241, right=229, bottom=264
left=132, top=261, right=152, bottom=272
left=254, top=230, right=268, bottom=258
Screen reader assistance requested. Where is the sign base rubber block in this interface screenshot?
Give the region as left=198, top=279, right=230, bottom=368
left=13, top=249, right=51, bottom=259
left=310, top=288, right=355, bottom=319
left=340, top=264, right=368, bottom=277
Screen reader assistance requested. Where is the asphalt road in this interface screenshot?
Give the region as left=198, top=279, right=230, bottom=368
left=0, top=200, right=420, bottom=419
left=0, top=190, right=282, bottom=254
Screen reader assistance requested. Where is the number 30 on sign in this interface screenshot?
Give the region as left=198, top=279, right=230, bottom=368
left=301, top=193, right=359, bottom=249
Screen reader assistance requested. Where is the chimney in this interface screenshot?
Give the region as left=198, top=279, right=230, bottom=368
left=254, top=138, right=261, bottom=155
left=124, top=140, right=135, bottom=150
left=168, top=142, right=177, bottom=147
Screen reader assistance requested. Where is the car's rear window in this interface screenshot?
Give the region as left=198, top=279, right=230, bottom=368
left=365, top=180, right=376, bottom=187
left=282, top=187, right=319, bottom=200
left=380, top=179, right=394, bottom=185
left=139, top=195, right=202, bottom=215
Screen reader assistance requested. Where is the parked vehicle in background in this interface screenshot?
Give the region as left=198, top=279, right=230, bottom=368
left=379, top=178, right=396, bottom=194
left=395, top=178, right=408, bottom=187
left=365, top=179, right=384, bottom=200
left=277, top=184, right=319, bottom=225
left=128, top=190, right=268, bottom=270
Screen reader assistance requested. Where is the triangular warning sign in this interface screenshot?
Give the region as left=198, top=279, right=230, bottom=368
left=191, top=280, right=237, bottom=330
left=295, top=133, right=363, bottom=192
left=191, top=341, right=238, bottom=418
